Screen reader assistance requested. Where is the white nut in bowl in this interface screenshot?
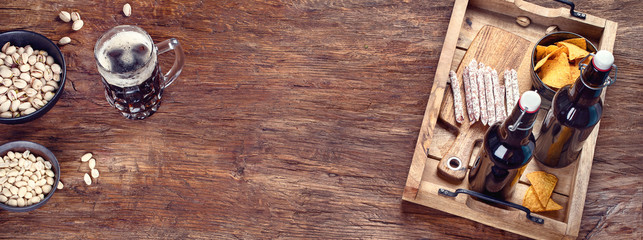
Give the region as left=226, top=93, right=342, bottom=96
left=0, top=145, right=57, bottom=209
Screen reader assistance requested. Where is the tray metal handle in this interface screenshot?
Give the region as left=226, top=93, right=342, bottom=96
left=438, top=188, right=544, bottom=224
left=554, top=0, right=586, bottom=19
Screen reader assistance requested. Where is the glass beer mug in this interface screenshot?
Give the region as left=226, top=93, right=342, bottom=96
left=94, top=25, right=185, bottom=119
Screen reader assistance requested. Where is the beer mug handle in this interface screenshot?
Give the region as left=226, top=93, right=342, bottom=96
left=156, top=38, right=185, bottom=88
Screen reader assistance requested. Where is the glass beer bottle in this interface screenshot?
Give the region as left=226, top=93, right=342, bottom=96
left=469, top=91, right=541, bottom=200
left=535, top=50, right=616, bottom=168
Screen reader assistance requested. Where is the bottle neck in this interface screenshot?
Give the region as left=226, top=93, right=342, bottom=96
left=498, top=104, right=538, bottom=146
left=569, top=60, right=610, bottom=106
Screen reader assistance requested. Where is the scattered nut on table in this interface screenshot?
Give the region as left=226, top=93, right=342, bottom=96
left=123, top=3, right=132, bottom=17
left=88, top=158, right=96, bottom=169
left=59, top=11, right=71, bottom=22
left=81, top=153, right=92, bottom=162
left=546, top=25, right=559, bottom=34
left=0, top=150, right=56, bottom=207
left=58, top=37, right=71, bottom=46
left=72, top=19, right=84, bottom=31
left=81, top=152, right=100, bottom=182
left=83, top=173, right=91, bottom=185
left=0, top=42, right=62, bottom=118
left=91, top=169, right=99, bottom=178
left=516, top=16, right=531, bottom=27
left=71, top=12, right=81, bottom=22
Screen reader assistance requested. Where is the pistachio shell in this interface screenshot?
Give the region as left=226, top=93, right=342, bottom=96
left=59, top=11, right=71, bottom=22
left=72, top=20, right=84, bottom=31
left=58, top=37, right=71, bottom=45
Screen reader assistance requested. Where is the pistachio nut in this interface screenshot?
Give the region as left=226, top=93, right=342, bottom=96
left=59, top=11, right=71, bottom=22
left=123, top=3, right=132, bottom=17
left=71, top=12, right=81, bottom=21
left=58, top=37, right=71, bottom=46
left=72, top=20, right=84, bottom=31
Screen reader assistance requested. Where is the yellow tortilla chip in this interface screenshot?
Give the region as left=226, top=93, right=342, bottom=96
left=535, top=45, right=547, bottom=61
left=574, top=55, right=593, bottom=66
left=522, top=186, right=545, bottom=212
left=545, top=198, right=563, bottom=211
left=523, top=171, right=563, bottom=213
left=534, top=45, right=567, bottom=71
left=562, top=37, right=587, bottom=50
left=527, top=171, right=558, bottom=206
left=557, top=41, right=590, bottom=61
left=544, top=45, right=560, bottom=56
left=539, top=52, right=572, bottom=89
left=535, top=37, right=596, bottom=95
left=524, top=186, right=563, bottom=213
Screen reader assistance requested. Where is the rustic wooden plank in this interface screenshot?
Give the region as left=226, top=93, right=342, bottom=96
left=473, top=0, right=605, bottom=41
left=421, top=148, right=573, bottom=237
left=404, top=0, right=469, bottom=200
left=564, top=18, right=619, bottom=239
left=426, top=121, right=457, bottom=160
left=0, top=0, right=639, bottom=239
left=456, top=5, right=549, bottom=49
left=413, top=179, right=568, bottom=239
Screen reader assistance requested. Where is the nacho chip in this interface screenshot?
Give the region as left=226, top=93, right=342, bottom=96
left=534, top=46, right=567, bottom=71
left=562, top=37, right=587, bottom=50
left=527, top=171, right=558, bottom=206
left=545, top=198, right=563, bottom=211
left=539, top=52, right=573, bottom=89
left=557, top=41, right=590, bottom=61
left=535, top=45, right=547, bottom=61
left=522, top=186, right=545, bottom=212
left=535, top=37, right=595, bottom=94
left=544, top=45, right=560, bottom=56
left=523, top=186, right=564, bottom=212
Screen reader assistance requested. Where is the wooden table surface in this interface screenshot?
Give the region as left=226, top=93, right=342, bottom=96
left=1, top=0, right=641, bottom=239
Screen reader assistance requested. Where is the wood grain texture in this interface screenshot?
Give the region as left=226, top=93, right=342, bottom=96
left=0, top=0, right=640, bottom=239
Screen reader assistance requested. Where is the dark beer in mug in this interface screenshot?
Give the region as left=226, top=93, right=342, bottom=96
left=95, top=25, right=184, bottom=120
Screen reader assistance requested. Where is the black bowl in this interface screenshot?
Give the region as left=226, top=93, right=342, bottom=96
left=530, top=32, right=596, bottom=109
left=0, top=30, right=66, bottom=124
left=0, top=141, right=60, bottom=212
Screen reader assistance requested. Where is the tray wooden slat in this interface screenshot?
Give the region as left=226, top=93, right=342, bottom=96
left=402, top=0, right=469, bottom=200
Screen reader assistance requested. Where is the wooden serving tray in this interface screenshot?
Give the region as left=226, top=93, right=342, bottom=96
left=402, top=0, right=617, bottom=239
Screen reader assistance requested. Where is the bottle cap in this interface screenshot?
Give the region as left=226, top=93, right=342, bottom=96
left=519, top=91, right=541, bottom=113
left=593, top=50, right=614, bottom=72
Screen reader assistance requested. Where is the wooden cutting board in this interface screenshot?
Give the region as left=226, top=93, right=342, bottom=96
left=436, top=25, right=532, bottom=182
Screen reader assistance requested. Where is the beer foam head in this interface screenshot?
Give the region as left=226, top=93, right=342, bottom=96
left=97, top=30, right=156, bottom=87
